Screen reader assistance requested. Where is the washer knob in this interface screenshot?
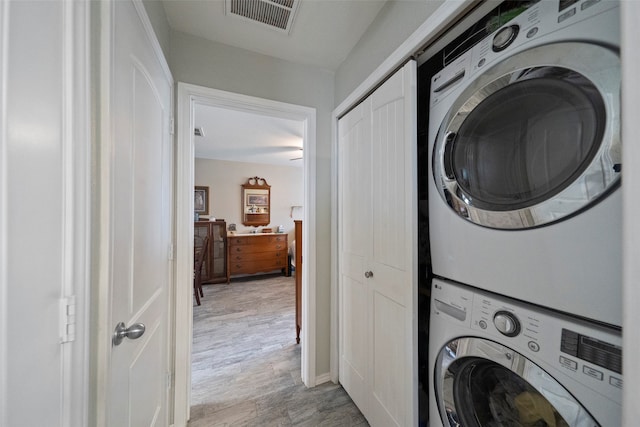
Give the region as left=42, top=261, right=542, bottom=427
left=492, top=25, right=519, bottom=52
left=494, top=311, right=521, bottom=337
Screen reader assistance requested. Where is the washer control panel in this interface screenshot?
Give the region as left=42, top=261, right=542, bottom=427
left=431, top=277, right=622, bottom=403
left=493, top=310, right=521, bottom=337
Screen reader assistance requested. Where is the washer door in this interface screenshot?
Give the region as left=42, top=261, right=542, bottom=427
left=432, top=42, right=620, bottom=229
left=435, top=337, right=598, bottom=427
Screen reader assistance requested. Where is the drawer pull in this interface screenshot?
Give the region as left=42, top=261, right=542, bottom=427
left=364, top=271, right=373, bottom=278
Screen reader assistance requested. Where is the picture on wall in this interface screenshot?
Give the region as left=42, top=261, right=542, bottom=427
left=246, top=193, right=269, bottom=206
left=194, top=186, right=209, bottom=215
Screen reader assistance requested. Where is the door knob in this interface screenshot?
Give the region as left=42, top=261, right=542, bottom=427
left=112, top=322, right=146, bottom=346
left=364, top=271, right=373, bottom=278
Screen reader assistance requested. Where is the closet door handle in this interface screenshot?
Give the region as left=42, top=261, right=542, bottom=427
left=364, top=271, right=373, bottom=278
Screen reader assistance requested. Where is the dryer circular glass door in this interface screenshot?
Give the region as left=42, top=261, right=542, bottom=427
left=435, top=337, right=599, bottom=427
left=432, top=42, right=620, bottom=229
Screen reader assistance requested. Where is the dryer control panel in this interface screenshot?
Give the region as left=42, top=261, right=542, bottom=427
left=431, top=277, right=623, bottom=405
left=429, top=0, right=619, bottom=111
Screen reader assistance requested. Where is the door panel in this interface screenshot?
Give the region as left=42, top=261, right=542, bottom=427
left=339, top=98, right=371, bottom=415
left=372, top=293, right=406, bottom=425
left=338, top=61, right=417, bottom=427
left=340, top=275, right=369, bottom=412
left=107, top=2, right=172, bottom=426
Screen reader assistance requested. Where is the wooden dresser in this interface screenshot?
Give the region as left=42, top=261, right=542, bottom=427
left=227, top=234, right=289, bottom=280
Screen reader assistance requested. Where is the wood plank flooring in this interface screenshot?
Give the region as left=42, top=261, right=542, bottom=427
left=189, top=274, right=368, bottom=426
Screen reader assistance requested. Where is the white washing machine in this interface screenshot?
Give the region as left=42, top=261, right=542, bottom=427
left=428, top=277, right=622, bottom=427
left=427, top=0, right=622, bottom=327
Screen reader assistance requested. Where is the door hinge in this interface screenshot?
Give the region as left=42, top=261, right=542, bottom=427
left=169, top=117, right=175, bottom=135
left=166, top=372, right=174, bottom=389
left=60, top=296, right=76, bottom=343
left=168, top=243, right=174, bottom=260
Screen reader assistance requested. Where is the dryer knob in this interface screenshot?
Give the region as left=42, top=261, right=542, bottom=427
left=494, top=311, right=521, bottom=337
left=492, top=25, right=519, bottom=52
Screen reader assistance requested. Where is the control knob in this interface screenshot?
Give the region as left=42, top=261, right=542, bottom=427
left=493, top=311, right=521, bottom=337
left=492, top=25, right=519, bottom=52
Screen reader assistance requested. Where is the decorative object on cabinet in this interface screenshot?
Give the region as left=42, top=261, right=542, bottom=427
left=194, top=220, right=228, bottom=284
left=227, top=234, right=288, bottom=280
left=242, top=177, right=270, bottom=226
left=193, top=236, right=209, bottom=306
left=294, top=220, right=302, bottom=344
left=194, top=186, right=209, bottom=215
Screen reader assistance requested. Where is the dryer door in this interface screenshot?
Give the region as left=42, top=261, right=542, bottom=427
left=435, top=337, right=599, bottom=427
left=432, top=42, right=620, bottom=229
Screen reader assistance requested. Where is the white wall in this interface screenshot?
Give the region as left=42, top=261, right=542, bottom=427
left=334, top=0, right=444, bottom=106
left=195, top=158, right=303, bottom=238
left=1, top=1, right=89, bottom=426
left=169, top=31, right=335, bottom=376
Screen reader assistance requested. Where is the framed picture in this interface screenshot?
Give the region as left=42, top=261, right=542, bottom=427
left=246, top=193, right=269, bottom=206
left=194, top=186, right=209, bottom=215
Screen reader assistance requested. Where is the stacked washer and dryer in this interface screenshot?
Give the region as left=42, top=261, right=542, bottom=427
left=425, top=0, right=623, bottom=426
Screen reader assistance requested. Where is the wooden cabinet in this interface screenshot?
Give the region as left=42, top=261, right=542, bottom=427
left=194, top=220, right=228, bottom=284
left=228, top=234, right=289, bottom=279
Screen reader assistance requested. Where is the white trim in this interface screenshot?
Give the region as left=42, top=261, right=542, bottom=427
left=174, top=82, right=317, bottom=425
left=621, top=1, right=640, bottom=423
left=95, top=1, right=174, bottom=426
left=0, top=1, right=9, bottom=425
left=94, top=1, right=114, bottom=425
left=329, top=102, right=339, bottom=384
left=132, top=0, right=173, bottom=83
left=61, top=2, right=91, bottom=426
left=315, top=372, right=332, bottom=385
left=329, top=0, right=475, bottom=385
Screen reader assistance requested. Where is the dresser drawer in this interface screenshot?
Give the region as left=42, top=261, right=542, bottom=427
left=228, top=251, right=287, bottom=262
left=229, top=241, right=287, bottom=254
left=228, top=234, right=287, bottom=246
left=229, top=258, right=287, bottom=275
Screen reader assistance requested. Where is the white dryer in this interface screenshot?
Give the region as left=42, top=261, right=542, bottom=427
left=428, top=277, right=622, bottom=427
left=427, top=0, right=622, bottom=326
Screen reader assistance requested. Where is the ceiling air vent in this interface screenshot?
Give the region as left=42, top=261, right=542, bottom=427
left=225, top=0, right=300, bottom=34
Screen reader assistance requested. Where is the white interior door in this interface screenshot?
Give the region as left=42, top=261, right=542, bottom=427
left=105, top=2, right=173, bottom=426
left=338, top=61, right=418, bottom=427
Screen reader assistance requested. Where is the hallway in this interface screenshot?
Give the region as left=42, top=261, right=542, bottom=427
left=189, top=274, right=367, bottom=426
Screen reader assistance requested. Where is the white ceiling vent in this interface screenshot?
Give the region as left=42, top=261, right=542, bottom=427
left=225, top=0, right=300, bottom=34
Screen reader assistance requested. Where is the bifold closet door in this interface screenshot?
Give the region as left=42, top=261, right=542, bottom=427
left=338, top=60, right=418, bottom=427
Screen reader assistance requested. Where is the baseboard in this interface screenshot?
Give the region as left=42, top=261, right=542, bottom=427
left=315, top=372, right=332, bottom=385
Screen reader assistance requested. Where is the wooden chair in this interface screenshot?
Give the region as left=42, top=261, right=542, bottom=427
left=194, top=235, right=209, bottom=306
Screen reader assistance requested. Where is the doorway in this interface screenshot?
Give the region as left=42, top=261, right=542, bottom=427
left=174, top=82, right=317, bottom=423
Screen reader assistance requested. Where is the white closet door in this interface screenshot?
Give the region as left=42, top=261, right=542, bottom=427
left=338, top=96, right=372, bottom=415
left=338, top=61, right=418, bottom=427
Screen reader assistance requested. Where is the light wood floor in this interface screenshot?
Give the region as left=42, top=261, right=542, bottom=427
left=189, top=273, right=368, bottom=426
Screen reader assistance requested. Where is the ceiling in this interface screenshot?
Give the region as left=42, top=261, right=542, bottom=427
left=162, top=0, right=387, bottom=70
left=163, top=0, right=387, bottom=166
left=194, top=105, right=305, bottom=167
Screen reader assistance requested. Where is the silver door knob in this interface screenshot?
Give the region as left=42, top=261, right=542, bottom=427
left=364, top=271, right=373, bottom=278
left=112, top=322, right=146, bottom=346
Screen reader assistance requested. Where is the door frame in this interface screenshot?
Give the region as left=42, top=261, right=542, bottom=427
left=174, top=82, right=317, bottom=423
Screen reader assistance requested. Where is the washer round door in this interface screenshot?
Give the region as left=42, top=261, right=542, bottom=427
left=435, top=337, right=599, bottom=427
left=432, top=42, right=620, bottom=229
